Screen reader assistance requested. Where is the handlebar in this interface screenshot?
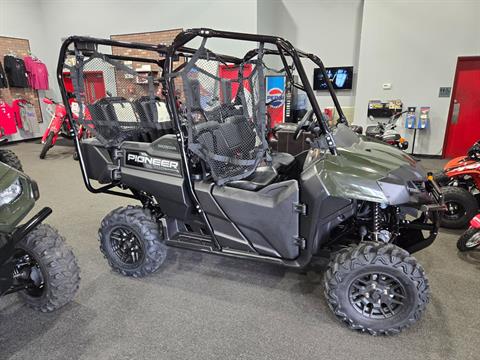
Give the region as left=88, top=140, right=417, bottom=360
left=369, top=110, right=409, bottom=122
left=42, top=97, right=56, bottom=105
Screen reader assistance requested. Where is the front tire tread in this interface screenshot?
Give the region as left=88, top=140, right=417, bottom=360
left=324, top=242, right=429, bottom=336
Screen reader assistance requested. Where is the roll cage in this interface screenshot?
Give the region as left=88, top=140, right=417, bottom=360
left=56, top=28, right=347, bottom=200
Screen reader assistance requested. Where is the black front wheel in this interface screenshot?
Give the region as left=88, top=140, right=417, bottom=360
left=440, top=186, right=478, bottom=229
left=457, top=228, right=480, bottom=251
left=99, top=206, right=167, bottom=277
left=324, top=242, right=429, bottom=335
left=15, top=224, right=80, bottom=312
left=39, top=132, right=55, bottom=159
left=0, top=149, right=23, bottom=171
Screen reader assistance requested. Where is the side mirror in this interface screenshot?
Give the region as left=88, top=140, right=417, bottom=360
left=350, top=125, right=363, bottom=135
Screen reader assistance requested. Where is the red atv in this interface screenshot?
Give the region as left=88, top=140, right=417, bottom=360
left=435, top=141, right=480, bottom=228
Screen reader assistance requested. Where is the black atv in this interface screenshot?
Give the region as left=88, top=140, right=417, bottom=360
left=0, top=138, right=23, bottom=171
left=0, top=161, right=80, bottom=311
left=57, top=29, right=444, bottom=335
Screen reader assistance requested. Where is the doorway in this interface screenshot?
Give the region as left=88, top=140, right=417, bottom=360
left=63, top=71, right=106, bottom=103
left=443, top=57, right=480, bottom=158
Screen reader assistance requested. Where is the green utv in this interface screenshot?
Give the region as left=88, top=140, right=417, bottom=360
left=0, top=160, right=79, bottom=311
left=58, top=29, right=444, bottom=335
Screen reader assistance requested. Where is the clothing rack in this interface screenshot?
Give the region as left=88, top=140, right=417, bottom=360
left=0, top=35, right=43, bottom=140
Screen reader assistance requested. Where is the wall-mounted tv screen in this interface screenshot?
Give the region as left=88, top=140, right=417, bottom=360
left=313, top=66, right=353, bottom=91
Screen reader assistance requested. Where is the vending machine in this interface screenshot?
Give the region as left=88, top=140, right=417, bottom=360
left=265, top=75, right=286, bottom=128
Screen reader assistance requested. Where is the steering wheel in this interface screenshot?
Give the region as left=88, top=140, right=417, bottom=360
left=293, top=109, right=314, bottom=140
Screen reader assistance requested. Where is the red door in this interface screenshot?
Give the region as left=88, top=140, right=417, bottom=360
left=443, top=57, right=480, bottom=158
left=62, top=71, right=106, bottom=103
left=84, top=72, right=106, bottom=102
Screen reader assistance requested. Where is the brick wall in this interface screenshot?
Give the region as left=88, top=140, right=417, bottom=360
left=110, top=29, right=184, bottom=99
left=0, top=36, right=43, bottom=125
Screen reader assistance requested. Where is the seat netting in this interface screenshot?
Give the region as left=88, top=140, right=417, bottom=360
left=178, top=42, right=269, bottom=185
left=65, top=50, right=172, bottom=146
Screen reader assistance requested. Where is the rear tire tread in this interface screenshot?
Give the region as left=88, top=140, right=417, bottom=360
left=98, top=205, right=167, bottom=277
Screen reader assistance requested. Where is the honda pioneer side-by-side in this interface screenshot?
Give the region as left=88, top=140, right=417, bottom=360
left=57, top=29, right=444, bottom=335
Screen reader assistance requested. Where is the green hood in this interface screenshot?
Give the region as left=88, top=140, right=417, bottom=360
left=0, top=162, right=36, bottom=234
left=306, top=126, right=427, bottom=205
left=334, top=137, right=424, bottom=181
left=0, top=162, right=11, bottom=181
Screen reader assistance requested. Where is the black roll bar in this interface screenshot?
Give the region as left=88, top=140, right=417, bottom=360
left=168, top=28, right=340, bottom=154
left=56, top=29, right=348, bottom=202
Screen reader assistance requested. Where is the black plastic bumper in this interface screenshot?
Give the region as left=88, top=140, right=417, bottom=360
left=400, top=176, right=445, bottom=254
left=11, top=207, right=52, bottom=245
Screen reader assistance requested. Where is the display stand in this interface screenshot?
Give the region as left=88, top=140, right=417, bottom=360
left=405, top=106, right=430, bottom=156
left=411, top=128, right=419, bottom=155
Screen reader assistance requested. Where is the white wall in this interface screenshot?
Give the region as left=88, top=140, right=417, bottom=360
left=2, top=0, right=479, bottom=155
left=0, top=0, right=50, bottom=140
left=354, top=0, right=480, bottom=155
left=257, top=0, right=364, bottom=110
left=38, top=0, right=258, bottom=99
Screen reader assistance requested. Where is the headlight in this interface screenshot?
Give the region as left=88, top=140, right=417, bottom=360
left=0, top=178, right=23, bottom=206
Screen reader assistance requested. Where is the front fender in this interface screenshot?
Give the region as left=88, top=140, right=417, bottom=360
left=444, top=156, right=469, bottom=171
left=0, top=169, right=36, bottom=234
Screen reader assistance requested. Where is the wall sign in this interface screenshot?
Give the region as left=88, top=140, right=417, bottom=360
left=439, top=87, right=451, bottom=97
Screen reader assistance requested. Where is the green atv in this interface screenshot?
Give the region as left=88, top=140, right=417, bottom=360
left=0, top=161, right=80, bottom=311
left=0, top=138, right=22, bottom=171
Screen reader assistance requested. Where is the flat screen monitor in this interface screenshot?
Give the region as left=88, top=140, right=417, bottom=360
left=313, top=66, right=353, bottom=90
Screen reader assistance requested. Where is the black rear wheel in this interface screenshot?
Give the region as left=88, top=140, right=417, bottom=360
left=39, top=131, right=55, bottom=159
left=324, top=242, right=429, bottom=335
left=99, top=206, right=167, bottom=277
left=440, top=186, right=478, bottom=229
left=0, top=149, right=23, bottom=171
left=457, top=228, right=480, bottom=251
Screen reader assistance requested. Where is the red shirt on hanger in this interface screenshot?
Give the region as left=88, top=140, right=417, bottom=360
left=11, top=99, right=26, bottom=129
left=0, top=101, right=17, bottom=136
left=24, top=56, right=49, bottom=90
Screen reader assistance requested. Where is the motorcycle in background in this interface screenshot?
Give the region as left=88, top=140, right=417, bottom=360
left=40, top=97, right=91, bottom=159
left=363, top=111, right=409, bottom=150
